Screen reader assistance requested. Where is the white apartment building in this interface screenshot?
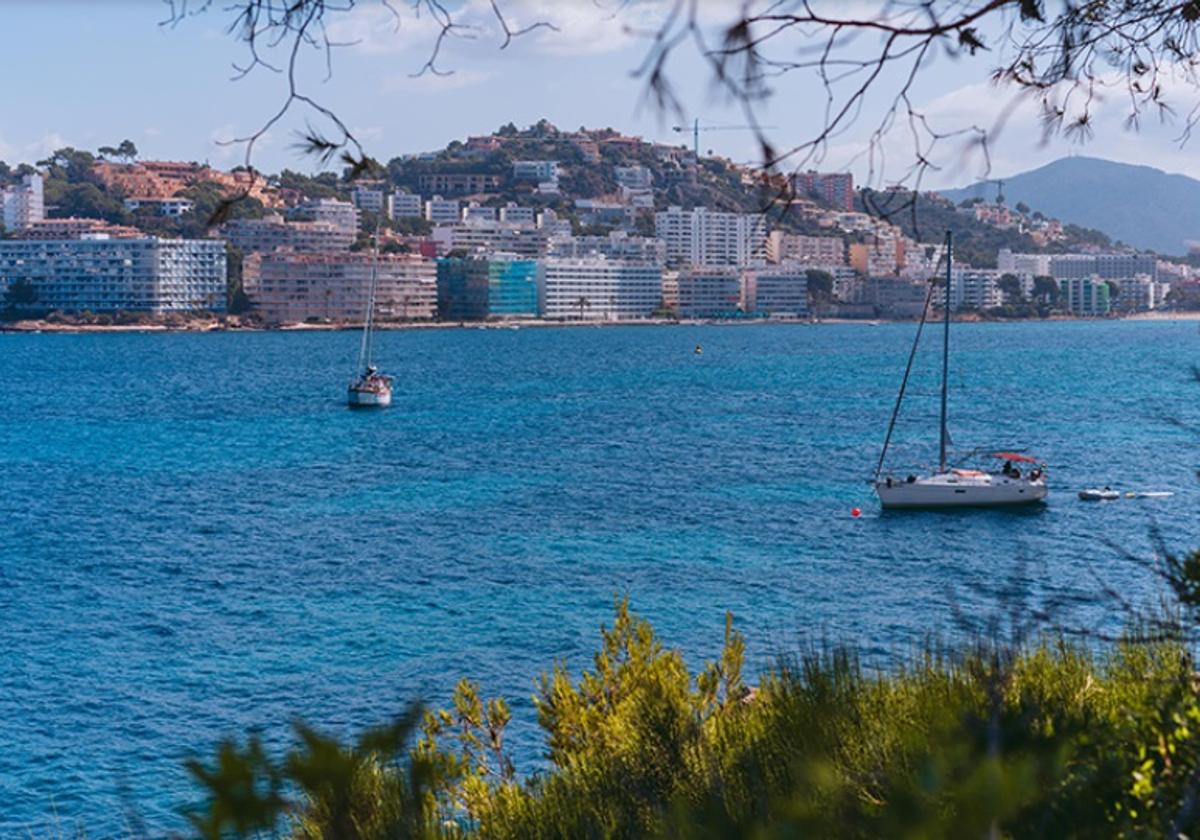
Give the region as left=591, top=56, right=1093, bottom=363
left=655, top=206, right=767, bottom=268
left=391, top=191, right=423, bottom=219
left=462, top=202, right=498, bottom=222
left=430, top=220, right=549, bottom=259
left=1, top=174, right=45, bottom=232
left=766, top=232, right=845, bottom=265
left=498, top=203, right=535, bottom=225
left=123, top=196, right=195, bottom=216
left=424, top=196, right=461, bottom=225
left=243, top=251, right=436, bottom=322
left=943, top=268, right=1003, bottom=311
left=541, top=257, right=663, bottom=320
left=351, top=183, right=390, bottom=216
left=288, top=198, right=360, bottom=234
left=0, top=236, right=227, bottom=312
left=1115, top=274, right=1171, bottom=311
left=548, top=231, right=666, bottom=263
left=997, top=248, right=1051, bottom=277
left=220, top=214, right=355, bottom=253
left=677, top=267, right=743, bottom=317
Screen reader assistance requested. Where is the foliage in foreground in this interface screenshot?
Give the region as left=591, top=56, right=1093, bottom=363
left=185, top=578, right=1200, bottom=839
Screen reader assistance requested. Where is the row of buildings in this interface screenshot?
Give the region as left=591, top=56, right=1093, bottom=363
left=242, top=253, right=817, bottom=323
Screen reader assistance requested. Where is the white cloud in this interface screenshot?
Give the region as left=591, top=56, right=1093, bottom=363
left=383, top=69, right=491, bottom=94
left=795, top=68, right=1200, bottom=189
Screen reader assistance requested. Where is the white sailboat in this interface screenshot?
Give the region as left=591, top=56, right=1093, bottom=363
left=347, top=230, right=393, bottom=408
left=873, top=232, right=1047, bottom=509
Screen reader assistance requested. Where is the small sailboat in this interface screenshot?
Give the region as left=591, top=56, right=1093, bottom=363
left=347, top=230, right=392, bottom=408
left=872, top=232, right=1047, bottom=509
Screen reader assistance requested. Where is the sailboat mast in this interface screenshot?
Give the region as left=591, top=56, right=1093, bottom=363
left=938, top=231, right=952, bottom=474
left=357, top=228, right=380, bottom=373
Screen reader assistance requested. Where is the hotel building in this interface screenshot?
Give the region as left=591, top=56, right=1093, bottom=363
left=436, top=256, right=541, bottom=320
left=541, top=257, right=662, bottom=320
left=0, top=236, right=227, bottom=312
left=242, top=251, right=436, bottom=323
left=655, top=206, right=767, bottom=268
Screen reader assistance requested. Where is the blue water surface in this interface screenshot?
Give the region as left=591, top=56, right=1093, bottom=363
left=2, top=320, right=1199, bottom=836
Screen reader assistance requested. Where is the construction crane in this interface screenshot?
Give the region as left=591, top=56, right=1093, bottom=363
left=671, top=119, right=778, bottom=158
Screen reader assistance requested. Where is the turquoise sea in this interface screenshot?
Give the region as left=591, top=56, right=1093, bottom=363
left=2, top=320, right=1199, bottom=836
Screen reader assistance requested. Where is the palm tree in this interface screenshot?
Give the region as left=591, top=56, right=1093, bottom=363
left=576, top=296, right=589, bottom=321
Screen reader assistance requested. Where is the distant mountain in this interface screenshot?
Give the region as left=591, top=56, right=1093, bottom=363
left=939, top=156, right=1200, bottom=255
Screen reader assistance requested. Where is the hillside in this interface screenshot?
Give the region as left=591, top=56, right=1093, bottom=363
left=940, top=156, right=1200, bottom=255
left=857, top=188, right=1111, bottom=269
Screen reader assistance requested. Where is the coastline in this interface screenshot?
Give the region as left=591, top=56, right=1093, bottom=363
left=3, top=311, right=1199, bottom=334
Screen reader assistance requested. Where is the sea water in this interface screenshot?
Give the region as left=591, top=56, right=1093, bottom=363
left=2, top=320, right=1198, bottom=835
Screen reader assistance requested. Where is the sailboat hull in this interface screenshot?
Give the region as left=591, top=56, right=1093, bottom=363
left=875, top=472, right=1047, bottom=509
left=347, top=384, right=392, bottom=407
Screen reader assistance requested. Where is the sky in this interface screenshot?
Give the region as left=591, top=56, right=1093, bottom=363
left=4, top=0, right=1200, bottom=189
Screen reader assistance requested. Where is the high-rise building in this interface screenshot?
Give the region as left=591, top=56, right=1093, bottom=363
left=436, top=256, right=542, bottom=320
left=242, top=251, right=436, bottom=322
left=0, top=236, right=227, bottom=312
left=654, top=206, right=767, bottom=268
left=790, top=171, right=854, bottom=211
left=1, top=174, right=45, bottom=232
left=541, top=257, right=662, bottom=320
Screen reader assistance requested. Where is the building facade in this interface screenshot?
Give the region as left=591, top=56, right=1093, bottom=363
left=288, top=198, right=360, bottom=234
left=220, top=215, right=355, bottom=253
left=0, top=236, right=227, bottom=312
left=122, top=196, right=195, bottom=216
left=417, top=173, right=503, bottom=195
left=748, top=268, right=809, bottom=316
left=512, top=161, right=558, bottom=182
left=391, top=191, right=423, bottom=219
left=1059, top=276, right=1111, bottom=316
left=1, top=174, right=45, bottom=232
left=541, top=258, right=662, bottom=320
left=790, top=171, right=854, bottom=211
left=436, top=256, right=542, bottom=320
left=431, top=221, right=549, bottom=259
left=766, top=233, right=845, bottom=265
left=242, top=252, right=436, bottom=322
left=424, top=196, right=462, bottom=225
left=676, top=267, right=743, bottom=317
left=655, top=206, right=767, bottom=268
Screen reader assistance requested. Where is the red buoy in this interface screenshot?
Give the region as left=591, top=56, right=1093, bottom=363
left=851, top=507, right=861, bottom=518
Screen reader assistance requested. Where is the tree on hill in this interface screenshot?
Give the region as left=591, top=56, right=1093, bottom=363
left=36, top=147, right=98, bottom=184
left=44, top=181, right=128, bottom=223
left=97, top=140, right=138, bottom=162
